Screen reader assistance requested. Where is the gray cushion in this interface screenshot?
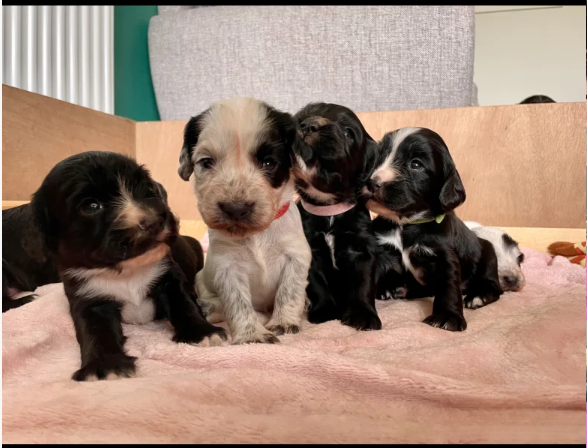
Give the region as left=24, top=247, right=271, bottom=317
left=149, top=6, right=477, bottom=120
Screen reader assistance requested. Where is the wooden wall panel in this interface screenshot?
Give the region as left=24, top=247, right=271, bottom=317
left=2, top=85, right=135, bottom=201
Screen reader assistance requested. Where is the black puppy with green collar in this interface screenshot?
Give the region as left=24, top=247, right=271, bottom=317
left=363, top=127, right=503, bottom=332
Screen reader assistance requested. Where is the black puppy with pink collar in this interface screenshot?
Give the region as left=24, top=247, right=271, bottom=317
left=291, top=102, right=382, bottom=331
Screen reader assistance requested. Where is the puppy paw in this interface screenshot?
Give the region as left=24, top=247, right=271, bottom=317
left=341, top=305, right=382, bottom=331
left=464, top=296, right=486, bottom=310
left=233, top=328, right=280, bottom=345
left=423, top=313, right=467, bottom=332
left=72, top=354, right=137, bottom=382
left=265, top=323, right=300, bottom=336
left=172, top=325, right=227, bottom=345
left=378, top=290, right=393, bottom=301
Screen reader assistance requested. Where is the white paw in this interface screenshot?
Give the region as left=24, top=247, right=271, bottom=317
left=196, top=333, right=226, bottom=347
left=232, top=328, right=279, bottom=345
left=378, top=291, right=393, bottom=301
left=465, top=297, right=486, bottom=309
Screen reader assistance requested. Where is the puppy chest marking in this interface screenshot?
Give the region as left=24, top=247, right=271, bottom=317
left=376, top=229, right=432, bottom=285
left=324, top=233, right=337, bottom=269
left=66, top=260, right=168, bottom=324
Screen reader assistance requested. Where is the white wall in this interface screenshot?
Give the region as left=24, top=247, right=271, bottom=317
left=473, top=6, right=586, bottom=106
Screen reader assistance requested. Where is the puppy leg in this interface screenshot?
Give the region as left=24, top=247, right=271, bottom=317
left=195, top=271, right=226, bottom=323
left=69, top=298, right=136, bottom=382
left=266, top=255, right=309, bottom=335
left=153, top=260, right=226, bottom=346
left=375, top=251, right=408, bottom=301
left=339, top=250, right=382, bottom=331
left=464, top=239, right=503, bottom=310
left=214, top=268, right=279, bottom=344
left=306, top=251, right=341, bottom=324
left=419, top=247, right=467, bottom=331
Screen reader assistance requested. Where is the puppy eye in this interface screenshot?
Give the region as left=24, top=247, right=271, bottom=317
left=409, top=159, right=424, bottom=170
left=146, top=186, right=159, bottom=198
left=344, top=127, right=354, bottom=140
left=517, top=253, right=525, bottom=265
left=197, top=157, right=215, bottom=170
left=262, top=159, right=278, bottom=170
left=81, top=201, right=103, bottom=215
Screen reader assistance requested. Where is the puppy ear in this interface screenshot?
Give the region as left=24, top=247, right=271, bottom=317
left=155, top=181, right=169, bottom=204
left=267, top=107, right=296, bottom=147
left=179, top=112, right=207, bottom=182
left=360, top=138, right=379, bottom=185
left=30, top=188, right=59, bottom=253
left=439, top=159, right=466, bottom=212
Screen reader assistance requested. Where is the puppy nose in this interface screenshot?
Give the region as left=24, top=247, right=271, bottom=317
left=502, top=275, right=518, bottom=289
left=366, top=177, right=383, bottom=193
left=219, top=202, right=255, bottom=221
left=299, top=118, right=321, bottom=135
left=139, top=214, right=165, bottom=234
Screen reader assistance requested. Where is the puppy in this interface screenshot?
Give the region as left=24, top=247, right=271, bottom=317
left=178, top=97, right=312, bottom=344
left=31, top=151, right=226, bottom=381
left=2, top=181, right=204, bottom=313
left=465, top=222, right=526, bottom=292
left=364, top=128, right=503, bottom=331
left=290, top=102, right=382, bottom=331
left=2, top=203, right=59, bottom=312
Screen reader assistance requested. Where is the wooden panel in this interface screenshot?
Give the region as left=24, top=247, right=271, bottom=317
left=135, top=121, right=199, bottom=220
left=2, top=85, right=136, bottom=201
left=356, top=103, right=586, bottom=228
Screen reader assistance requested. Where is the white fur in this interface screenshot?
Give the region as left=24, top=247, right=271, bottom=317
left=464, top=221, right=525, bottom=290
left=197, top=194, right=312, bottom=344
left=64, top=259, right=168, bottom=324
left=371, top=127, right=420, bottom=182
left=376, top=228, right=434, bottom=285
left=324, top=233, right=337, bottom=269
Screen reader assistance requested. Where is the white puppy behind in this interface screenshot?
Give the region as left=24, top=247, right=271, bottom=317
left=464, top=222, right=526, bottom=292
left=178, top=97, right=311, bottom=344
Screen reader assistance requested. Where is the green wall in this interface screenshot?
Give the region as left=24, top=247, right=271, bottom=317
left=114, top=6, right=160, bottom=121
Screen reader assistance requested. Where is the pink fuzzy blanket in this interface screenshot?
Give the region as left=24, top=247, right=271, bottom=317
left=2, top=248, right=585, bottom=443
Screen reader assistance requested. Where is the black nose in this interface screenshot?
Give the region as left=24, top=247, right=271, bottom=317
left=219, top=202, right=255, bottom=221
left=502, top=275, right=518, bottom=288
left=139, top=214, right=165, bottom=234
left=299, top=118, right=321, bottom=135
left=366, top=177, right=383, bottom=193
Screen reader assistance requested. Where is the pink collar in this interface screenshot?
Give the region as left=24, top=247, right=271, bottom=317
left=300, top=199, right=356, bottom=217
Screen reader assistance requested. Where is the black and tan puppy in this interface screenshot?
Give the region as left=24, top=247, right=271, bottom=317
left=364, top=128, right=503, bottom=331
left=2, top=181, right=203, bottom=313
left=30, top=151, right=225, bottom=381
left=291, top=102, right=381, bottom=331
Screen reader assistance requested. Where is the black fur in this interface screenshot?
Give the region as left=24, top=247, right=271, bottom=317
left=292, top=102, right=381, bottom=331
left=365, top=128, right=503, bottom=331
left=2, top=204, right=59, bottom=312
left=2, top=180, right=203, bottom=314
left=30, top=151, right=225, bottom=381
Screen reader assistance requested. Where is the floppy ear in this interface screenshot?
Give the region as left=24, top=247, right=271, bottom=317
left=439, top=158, right=466, bottom=212
left=30, top=187, right=59, bottom=253
left=178, top=112, right=207, bottom=182
left=267, top=107, right=296, bottom=148
left=359, top=137, right=379, bottom=185
left=154, top=181, right=169, bottom=204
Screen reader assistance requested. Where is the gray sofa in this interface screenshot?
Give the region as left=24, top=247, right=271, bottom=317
left=148, top=6, right=478, bottom=121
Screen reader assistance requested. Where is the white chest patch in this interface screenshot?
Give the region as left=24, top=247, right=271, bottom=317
left=376, top=229, right=429, bottom=285
left=65, top=259, right=168, bottom=324
left=324, top=233, right=337, bottom=269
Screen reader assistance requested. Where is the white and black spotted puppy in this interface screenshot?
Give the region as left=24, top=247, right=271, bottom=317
left=363, top=127, right=504, bottom=331
left=465, top=222, right=526, bottom=292
left=31, top=151, right=226, bottom=381
left=178, top=97, right=312, bottom=345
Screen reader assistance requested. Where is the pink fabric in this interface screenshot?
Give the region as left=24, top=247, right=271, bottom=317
left=2, top=248, right=584, bottom=443
left=300, top=199, right=356, bottom=216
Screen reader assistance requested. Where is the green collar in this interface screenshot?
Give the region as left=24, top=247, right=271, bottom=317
left=409, top=214, right=446, bottom=225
